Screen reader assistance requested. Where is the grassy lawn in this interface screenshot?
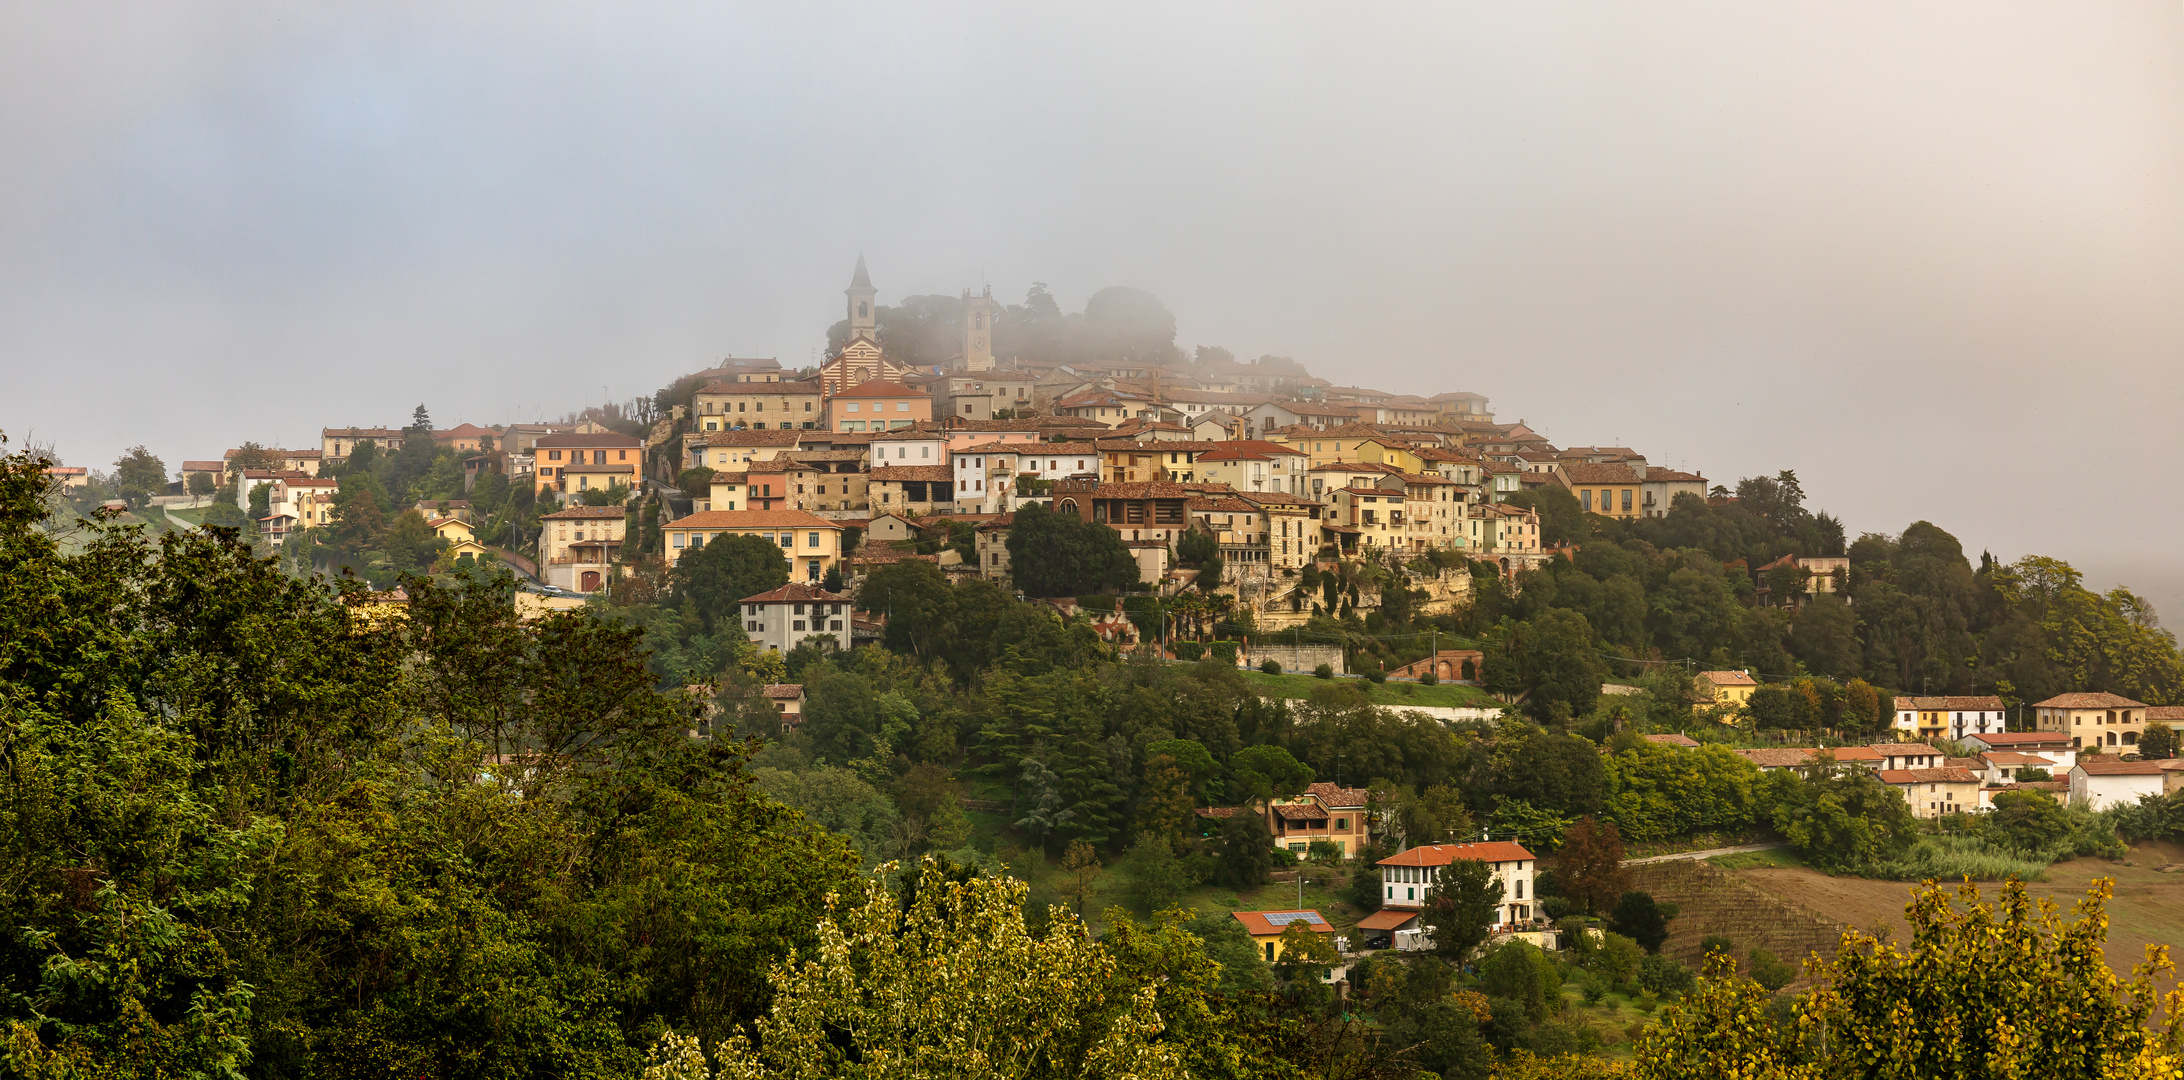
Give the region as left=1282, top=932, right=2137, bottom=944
left=1709, top=847, right=1809, bottom=871
left=1235, top=670, right=1504, bottom=710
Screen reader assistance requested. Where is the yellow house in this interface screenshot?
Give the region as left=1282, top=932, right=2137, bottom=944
left=533, top=433, right=643, bottom=499
left=663, top=509, right=845, bottom=584
left=1697, top=670, right=1759, bottom=708
left=426, top=516, right=475, bottom=544
left=1231, top=910, right=1337, bottom=964
left=1562, top=463, right=1644, bottom=520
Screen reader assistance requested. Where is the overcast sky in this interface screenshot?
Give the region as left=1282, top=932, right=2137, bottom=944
left=4, top=3, right=2181, bottom=614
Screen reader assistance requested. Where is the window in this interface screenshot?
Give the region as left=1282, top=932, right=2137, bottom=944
left=807, top=532, right=820, bottom=547
left=846, top=403, right=860, bottom=412
left=896, top=401, right=909, bottom=412
left=792, top=620, right=806, bottom=632
left=778, top=534, right=792, bottom=547
left=549, top=450, right=562, bottom=461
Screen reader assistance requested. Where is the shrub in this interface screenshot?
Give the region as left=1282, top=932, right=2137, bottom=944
left=1580, top=976, right=1608, bottom=1004
left=1261, top=659, right=1282, bottom=674
left=1420, top=670, right=1439, bottom=685
left=1173, top=641, right=1204, bottom=661
left=1314, top=663, right=1335, bottom=679
left=1699, top=935, right=1735, bottom=963
left=1636, top=954, right=1695, bottom=998
left=1366, top=668, right=1387, bottom=684
left=1748, top=947, right=1796, bottom=992
left=1208, top=641, right=1240, bottom=665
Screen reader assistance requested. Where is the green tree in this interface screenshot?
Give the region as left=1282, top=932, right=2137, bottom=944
left=672, top=532, right=790, bottom=631
left=1004, top=501, right=1141, bottom=598
left=1610, top=891, right=1671, bottom=954
left=1119, top=834, right=1193, bottom=913
left=1229, top=743, right=1314, bottom=801
left=1746, top=682, right=1812, bottom=730
left=1746, top=947, right=1796, bottom=992
left=1768, top=765, right=1919, bottom=872
left=1214, top=811, right=1275, bottom=888
left=2140, top=721, right=2178, bottom=760
left=111, top=444, right=167, bottom=505
left=1479, top=940, right=1561, bottom=1021
left=1507, top=486, right=1586, bottom=546
left=1421, top=857, right=1498, bottom=961
left=1520, top=608, right=1609, bottom=721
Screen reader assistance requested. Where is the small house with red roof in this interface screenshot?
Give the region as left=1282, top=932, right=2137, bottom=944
left=740, top=583, right=852, bottom=654
left=1231, top=910, right=1337, bottom=964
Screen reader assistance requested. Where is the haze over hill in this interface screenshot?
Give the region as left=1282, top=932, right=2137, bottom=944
left=3, top=4, right=2180, bottom=613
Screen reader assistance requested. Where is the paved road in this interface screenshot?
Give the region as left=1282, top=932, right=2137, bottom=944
left=1624, top=842, right=1788, bottom=866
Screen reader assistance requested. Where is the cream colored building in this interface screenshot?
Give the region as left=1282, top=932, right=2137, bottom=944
left=663, top=509, right=845, bottom=583
left=540, top=505, right=626, bottom=593
left=2034, top=692, right=2150, bottom=750
left=692, top=379, right=823, bottom=432
left=689, top=429, right=805, bottom=471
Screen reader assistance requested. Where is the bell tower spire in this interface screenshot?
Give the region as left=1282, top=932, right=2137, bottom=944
left=845, top=256, right=877, bottom=343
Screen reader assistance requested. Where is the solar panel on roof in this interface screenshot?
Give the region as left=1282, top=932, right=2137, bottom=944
left=1262, top=911, right=1326, bottom=927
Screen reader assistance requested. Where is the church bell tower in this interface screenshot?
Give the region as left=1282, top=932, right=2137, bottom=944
left=961, top=286, right=1000, bottom=372
left=845, top=256, right=877, bottom=344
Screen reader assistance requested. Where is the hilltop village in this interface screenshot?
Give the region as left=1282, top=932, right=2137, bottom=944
left=24, top=261, right=2184, bottom=1074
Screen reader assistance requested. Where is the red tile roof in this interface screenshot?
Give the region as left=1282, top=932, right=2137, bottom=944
left=1700, top=671, right=1758, bottom=687
left=1899, top=696, right=2006, bottom=711
left=541, top=506, right=628, bottom=520
left=761, top=684, right=805, bottom=699
left=1305, top=782, right=1369, bottom=807
left=2075, top=760, right=2167, bottom=776
left=1876, top=768, right=1980, bottom=784
left=1356, top=908, right=1421, bottom=932
left=1378, top=841, right=1534, bottom=867
left=742, top=583, right=851, bottom=604
left=666, top=510, right=843, bottom=529
left=2035, top=692, right=2149, bottom=709
left=867, top=465, right=953, bottom=483
left=1967, top=732, right=2072, bottom=748
left=1643, top=734, right=1700, bottom=748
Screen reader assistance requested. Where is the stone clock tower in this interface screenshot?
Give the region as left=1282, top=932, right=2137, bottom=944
left=960, top=285, right=1001, bottom=372
left=845, top=256, right=878, bottom=344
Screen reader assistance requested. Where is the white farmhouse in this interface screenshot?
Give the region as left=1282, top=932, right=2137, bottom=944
left=2068, top=759, right=2166, bottom=811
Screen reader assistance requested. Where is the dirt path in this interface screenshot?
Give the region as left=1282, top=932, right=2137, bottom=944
left=1624, top=842, right=1788, bottom=866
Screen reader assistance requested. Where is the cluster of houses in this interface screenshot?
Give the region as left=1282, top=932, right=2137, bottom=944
left=1678, top=682, right=2183, bottom=814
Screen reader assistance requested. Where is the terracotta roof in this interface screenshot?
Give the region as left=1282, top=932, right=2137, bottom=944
left=1305, top=782, right=1369, bottom=808
left=974, top=514, right=1016, bottom=532
left=1899, top=696, right=2007, bottom=711
left=1356, top=908, right=1421, bottom=932
left=703, top=430, right=805, bottom=446
left=1877, top=743, right=1945, bottom=758
left=536, top=432, right=642, bottom=448
left=1967, top=732, right=2072, bottom=748
left=1645, top=467, right=1706, bottom=482
left=2035, top=692, right=2149, bottom=709
left=2145, top=706, right=2184, bottom=721
left=1084, top=481, right=1194, bottom=499
left=1378, top=841, right=1535, bottom=867
left=1876, top=768, right=1980, bottom=784
left=2075, top=760, right=2167, bottom=776
left=1819, top=746, right=1884, bottom=763
left=1238, top=492, right=1320, bottom=509
left=1700, top=671, right=1758, bottom=687
left=1562, top=463, right=1644, bottom=485
left=1735, top=748, right=1813, bottom=768
left=1643, top=734, right=1701, bottom=748
left=743, top=583, right=851, bottom=604
left=1992, top=780, right=2069, bottom=792
left=1195, top=806, right=1247, bottom=819
left=761, top=684, right=805, bottom=699
left=869, top=424, right=952, bottom=441
left=1273, top=803, right=1328, bottom=821
left=1978, top=752, right=2054, bottom=766
left=1231, top=910, right=1335, bottom=937
left=867, top=465, right=953, bottom=483
left=698, top=379, right=821, bottom=394
left=835, top=378, right=929, bottom=398
left=665, top=510, right=843, bottom=529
